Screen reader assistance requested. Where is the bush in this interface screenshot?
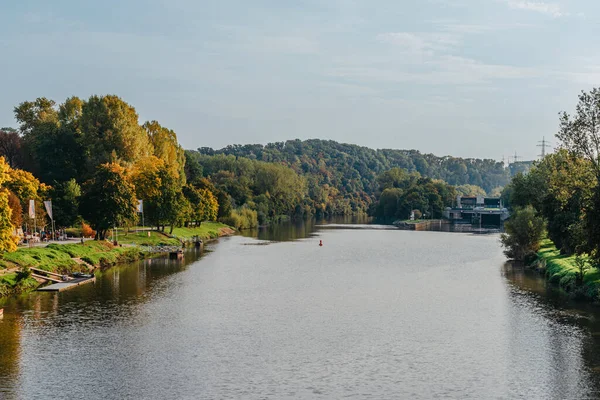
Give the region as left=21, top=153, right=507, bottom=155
left=16, top=266, right=31, bottom=281
left=500, top=206, right=546, bottom=261
left=221, top=207, right=259, bottom=230
left=82, top=223, right=95, bottom=238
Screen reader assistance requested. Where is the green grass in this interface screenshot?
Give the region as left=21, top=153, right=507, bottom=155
left=2, top=246, right=78, bottom=272
left=536, top=239, right=600, bottom=299
left=0, top=222, right=233, bottom=299
left=114, top=230, right=181, bottom=246
left=0, top=273, right=18, bottom=286
left=46, top=241, right=143, bottom=267
left=1, top=242, right=147, bottom=275
left=0, top=273, right=38, bottom=297
left=0, top=240, right=151, bottom=298
left=169, top=222, right=234, bottom=241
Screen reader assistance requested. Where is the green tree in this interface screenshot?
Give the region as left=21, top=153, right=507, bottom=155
left=14, top=97, right=85, bottom=183
left=80, top=163, right=138, bottom=240
left=183, top=184, right=219, bottom=225
left=131, top=158, right=183, bottom=232
left=184, top=150, right=203, bottom=183
left=557, top=88, right=600, bottom=260
left=80, top=95, right=151, bottom=175
left=376, top=188, right=402, bottom=220
left=50, top=179, right=81, bottom=228
left=500, top=206, right=546, bottom=261
left=0, top=128, right=23, bottom=168
left=455, top=184, right=487, bottom=197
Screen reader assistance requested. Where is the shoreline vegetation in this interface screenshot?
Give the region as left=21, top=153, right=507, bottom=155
left=0, top=222, right=233, bottom=299
left=529, top=239, right=600, bottom=302
left=499, top=88, right=600, bottom=304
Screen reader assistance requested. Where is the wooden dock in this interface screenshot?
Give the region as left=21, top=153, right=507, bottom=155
left=37, top=276, right=96, bottom=292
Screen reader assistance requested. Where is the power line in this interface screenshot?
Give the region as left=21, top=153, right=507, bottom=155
left=537, top=136, right=551, bottom=158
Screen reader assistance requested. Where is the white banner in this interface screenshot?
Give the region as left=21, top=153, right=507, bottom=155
left=28, top=199, right=35, bottom=219
left=137, top=199, right=143, bottom=213
left=44, top=200, right=53, bottom=221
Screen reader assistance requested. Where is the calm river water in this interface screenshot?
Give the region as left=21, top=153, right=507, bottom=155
left=2, top=223, right=600, bottom=399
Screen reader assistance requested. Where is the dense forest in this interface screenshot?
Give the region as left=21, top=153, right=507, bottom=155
left=0, top=94, right=520, bottom=253
left=190, top=139, right=513, bottom=219
left=197, top=139, right=510, bottom=194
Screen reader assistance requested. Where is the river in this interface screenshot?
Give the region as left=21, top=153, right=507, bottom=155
left=1, top=223, right=600, bottom=399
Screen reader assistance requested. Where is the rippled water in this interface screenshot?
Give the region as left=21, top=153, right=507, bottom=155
left=2, top=226, right=600, bottom=399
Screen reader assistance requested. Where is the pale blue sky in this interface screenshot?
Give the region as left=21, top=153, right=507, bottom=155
left=1, top=0, right=599, bottom=160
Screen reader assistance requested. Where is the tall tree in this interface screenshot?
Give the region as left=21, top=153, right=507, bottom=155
left=183, top=184, right=218, bottom=225
left=80, top=95, right=151, bottom=175
left=50, top=179, right=82, bottom=228
left=13, top=97, right=85, bottom=182
left=143, top=121, right=185, bottom=183
left=0, top=128, right=23, bottom=168
left=556, top=88, right=600, bottom=259
left=130, top=156, right=183, bottom=232
left=80, top=163, right=138, bottom=240
left=0, top=157, right=18, bottom=253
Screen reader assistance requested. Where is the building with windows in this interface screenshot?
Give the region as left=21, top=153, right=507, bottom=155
left=443, top=196, right=509, bottom=226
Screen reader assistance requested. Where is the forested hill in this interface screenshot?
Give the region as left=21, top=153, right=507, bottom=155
left=196, top=139, right=510, bottom=195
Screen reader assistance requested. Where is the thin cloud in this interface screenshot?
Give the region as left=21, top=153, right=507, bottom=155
left=506, top=1, right=564, bottom=17
left=376, top=32, right=461, bottom=53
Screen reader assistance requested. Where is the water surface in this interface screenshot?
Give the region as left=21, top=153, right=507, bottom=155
left=1, top=225, right=600, bottom=399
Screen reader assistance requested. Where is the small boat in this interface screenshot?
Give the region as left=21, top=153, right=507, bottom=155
left=72, top=272, right=94, bottom=279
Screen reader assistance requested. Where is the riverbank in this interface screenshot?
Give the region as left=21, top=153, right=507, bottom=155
left=531, top=239, right=600, bottom=301
left=0, top=222, right=235, bottom=298
left=169, top=222, right=236, bottom=242
left=394, top=219, right=448, bottom=231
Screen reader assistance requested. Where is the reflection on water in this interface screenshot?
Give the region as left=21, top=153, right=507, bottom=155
left=1, top=226, right=600, bottom=398
left=503, top=262, right=600, bottom=376
left=241, top=215, right=372, bottom=242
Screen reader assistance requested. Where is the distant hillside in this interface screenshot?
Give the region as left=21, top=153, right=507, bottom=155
left=196, top=139, right=510, bottom=194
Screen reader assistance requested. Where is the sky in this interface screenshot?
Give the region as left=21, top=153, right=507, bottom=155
left=1, top=0, right=599, bottom=161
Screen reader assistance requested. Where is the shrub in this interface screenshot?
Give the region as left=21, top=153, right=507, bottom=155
left=500, top=206, right=546, bottom=261
left=221, top=207, right=258, bottom=230
left=82, top=223, right=95, bottom=238
left=16, top=266, right=31, bottom=281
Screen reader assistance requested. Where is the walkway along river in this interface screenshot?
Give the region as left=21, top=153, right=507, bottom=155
left=1, top=223, right=600, bottom=399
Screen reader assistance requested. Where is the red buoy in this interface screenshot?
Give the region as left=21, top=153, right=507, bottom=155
left=319, top=240, right=323, bottom=246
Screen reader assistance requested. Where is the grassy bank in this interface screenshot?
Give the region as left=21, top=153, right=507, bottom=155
left=115, top=230, right=181, bottom=246
left=170, top=222, right=236, bottom=241
left=0, top=222, right=235, bottom=299
left=0, top=241, right=147, bottom=298
left=533, top=239, right=600, bottom=300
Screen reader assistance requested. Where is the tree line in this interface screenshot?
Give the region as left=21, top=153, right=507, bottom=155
left=501, top=88, right=600, bottom=269
left=0, top=95, right=514, bottom=253
left=0, top=95, right=220, bottom=247
left=193, top=139, right=512, bottom=218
